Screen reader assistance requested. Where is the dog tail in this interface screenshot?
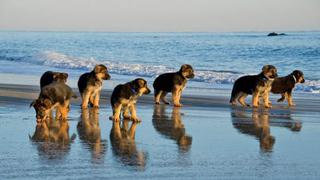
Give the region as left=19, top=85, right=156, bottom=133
left=230, top=85, right=237, bottom=103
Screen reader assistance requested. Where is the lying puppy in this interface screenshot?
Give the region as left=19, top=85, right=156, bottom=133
left=40, top=71, right=68, bottom=89
left=271, top=70, right=305, bottom=106
left=31, top=81, right=77, bottom=123
left=230, top=65, right=278, bottom=108
left=78, top=64, right=111, bottom=109
left=110, top=78, right=151, bottom=122
left=153, top=64, right=195, bottom=107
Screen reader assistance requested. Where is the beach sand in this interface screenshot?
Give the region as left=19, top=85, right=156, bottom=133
left=0, top=83, right=320, bottom=179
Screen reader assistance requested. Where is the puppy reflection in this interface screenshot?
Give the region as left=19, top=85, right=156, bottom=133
left=77, top=108, right=106, bottom=162
left=30, top=118, right=75, bottom=159
left=110, top=120, right=147, bottom=169
left=152, top=105, right=192, bottom=153
left=231, top=109, right=275, bottom=152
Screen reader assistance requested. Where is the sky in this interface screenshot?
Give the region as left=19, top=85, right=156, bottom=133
left=0, top=0, right=319, bottom=32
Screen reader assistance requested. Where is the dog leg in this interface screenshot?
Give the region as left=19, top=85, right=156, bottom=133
left=59, top=100, right=70, bottom=121
left=287, top=91, right=295, bottom=106
left=277, top=93, right=286, bottom=102
left=252, top=92, right=260, bottom=108
left=129, top=104, right=141, bottom=122
left=81, top=91, right=90, bottom=109
left=122, top=106, right=131, bottom=119
left=263, top=91, right=272, bottom=108
left=93, top=91, right=100, bottom=108
left=111, top=104, right=122, bottom=122
left=238, top=93, right=249, bottom=107
left=160, top=92, right=170, bottom=104
left=154, top=90, right=162, bottom=104
left=172, top=86, right=182, bottom=107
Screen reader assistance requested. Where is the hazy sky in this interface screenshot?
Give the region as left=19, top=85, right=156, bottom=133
left=0, top=0, right=319, bottom=32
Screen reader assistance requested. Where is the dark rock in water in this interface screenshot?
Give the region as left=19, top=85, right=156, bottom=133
left=268, top=32, right=287, bottom=36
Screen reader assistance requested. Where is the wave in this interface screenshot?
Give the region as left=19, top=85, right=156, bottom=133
left=38, top=51, right=243, bottom=84
left=1, top=51, right=319, bottom=93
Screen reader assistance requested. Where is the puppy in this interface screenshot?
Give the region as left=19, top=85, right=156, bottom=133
left=110, top=78, right=151, bottom=122
left=230, top=65, right=278, bottom=108
left=271, top=70, right=305, bottom=106
left=78, top=64, right=111, bottom=109
left=153, top=64, right=195, bottom=107
left=40, top=71, right=68, bottom=89
left=31, top=81, right=77, bottom=123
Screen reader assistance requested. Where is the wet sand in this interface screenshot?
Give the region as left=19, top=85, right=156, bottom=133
left=0, top=83, right=320, bottom=179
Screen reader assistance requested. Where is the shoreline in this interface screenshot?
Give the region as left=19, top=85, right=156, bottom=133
left=1, top=83, right=319, bottom=113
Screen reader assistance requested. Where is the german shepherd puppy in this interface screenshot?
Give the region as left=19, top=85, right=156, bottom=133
left=230, top=65, right=278, bottom=108
left=31, top=81, right=77, bottom=123
left=40, top=71, right=68, bottom=89
left=153, top=64, right=195, bottom=107
left=110, top=78, right=151, bottom=122
left=78, top=64, right=111, bottom=109
left=271, top=70, right=305, bottom=106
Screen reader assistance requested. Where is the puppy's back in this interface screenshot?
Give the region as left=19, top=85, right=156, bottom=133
left=78, top=72, right=91, bottom=94
left=40, top=71, right=55, bottom=89
left=41, top=82, right=75, bottom=104
left=153, top=72, right=177, bottom=92
left=110, top=84, right=133, bottom=106
left=271, top=76, right=294, bottom=94
left=233, top=75, right=260, bottom=94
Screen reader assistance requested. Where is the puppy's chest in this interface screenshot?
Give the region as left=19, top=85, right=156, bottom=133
left=257, top=79, right=273, bottom=92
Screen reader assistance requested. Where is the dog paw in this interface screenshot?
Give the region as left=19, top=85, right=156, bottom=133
left=265, top=105, right=272, bottom=108
left=93, top=105, right=99, bottom=109
left=109, top=116, right=120, bottom=122
left=123, top=115, right=131, bottom=119
left=131, top=117, right=141, bottom=122
left=288, top=104, right=296, bottom=107
left=81, top=105, right=88, bottom=109
left=174, top=103, right=183, bottom=107
left=155, top=102, right=160, bottom=105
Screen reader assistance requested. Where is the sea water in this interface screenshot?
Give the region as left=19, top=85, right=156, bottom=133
left=0, top=31, right=319, bottom=93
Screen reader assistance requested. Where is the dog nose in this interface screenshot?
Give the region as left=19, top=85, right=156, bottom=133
left=301, top=79, right=305, bottom=83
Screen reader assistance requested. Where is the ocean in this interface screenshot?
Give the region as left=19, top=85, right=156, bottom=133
left=0, top=31, right=319, bottom=93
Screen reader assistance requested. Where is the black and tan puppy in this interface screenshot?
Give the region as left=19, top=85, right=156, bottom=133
left=40, top=71, right=68, bottom=89
left=110, top=78, right=151, bottom=122
left=153, top=64, right=195, bottom=107
left=271, top=70, right=305, bottom=106
left=31, top=81, right=77, bottom=123
left=78, top=64, right=111, bottom=109
left=230, top=65, right=278, bottom=108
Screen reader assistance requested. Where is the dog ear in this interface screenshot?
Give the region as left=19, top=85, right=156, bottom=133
left=94, top=64, right=107, bottom=73
left=180, top=64, right=190, bottom=72
left=137, top=79, right=146, bottom=87
left=94, top=65, right=102, bottom=73
left=262, top=65, right=271, bottom=73
left=62, top=73, right=68, bottom=80
left=43, top=99, right=52, bottom=108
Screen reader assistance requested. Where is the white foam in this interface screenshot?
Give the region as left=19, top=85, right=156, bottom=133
left=38, top=51, right=320, bottom=93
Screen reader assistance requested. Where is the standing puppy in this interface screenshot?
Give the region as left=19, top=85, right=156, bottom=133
left=40, top=71, right=68, bottom=89
left=230, top=65, right=278, bottom=108
left=153, top=64, right=195, bottom=107
left=271, top=70, right=305, bottom=106
left=110, top=78, right=151, bottom=122
left=78, top=64, right=111, bottom=109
